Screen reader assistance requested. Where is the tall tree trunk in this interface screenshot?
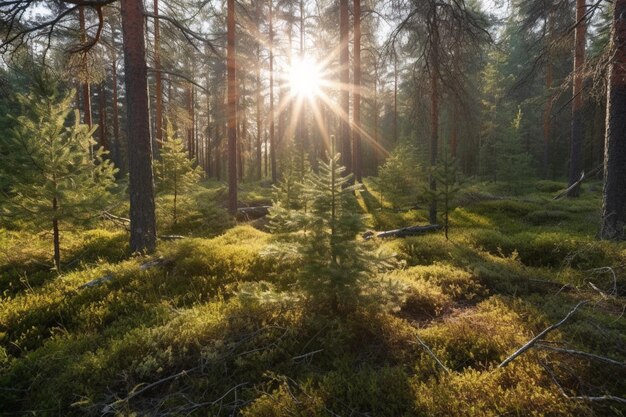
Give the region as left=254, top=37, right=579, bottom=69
left=601, top=0, right=626, bottom=239
left=153, top=0, right=163, bottom=145
left=186, top=85, right=194, bottom=158
left=78, top=7, right=92, bottom=131
left=239, top=76, right=246, bottom=181
left=227, top=0, right=238, bottom=214
left=193, top=86, right=198, bottom=159
left=216, top=123, right=222, bottom=181
left=373, top=61, right=379, bottom=170
left=298, top=0, right=307, bottom=174
left=450, top=114, right=458, bottom=158
left=52, top=196, right=60, bottom=271
left=121, top=0, right=157, bottom=253
left=542, top=10, right=555, bottom=178
left=353, top=0, right=362, bottom=181
left=339, top=0, right=351, bottom=172
left=429, top=57, right=439, bottom=225
left=269, top=0, right=277, bottom=183
left=205, top=68, right=212, bottom=176
left=393, top=50, right=398, bottom=144
left=567, top=0, right=587, bottom=197
left=256, top=39, right=263, bottom=180
left=98, top=82, right=107, bottom=151
left=111, top=50, right=121, bottom=170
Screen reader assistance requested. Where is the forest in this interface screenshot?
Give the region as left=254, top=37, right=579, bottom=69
left=0, top=0, right=625, bottom=415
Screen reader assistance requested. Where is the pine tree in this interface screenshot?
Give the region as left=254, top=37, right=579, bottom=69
left=1, top=86, right=116, bottom=270
left=155, top=121, right=202, bottom=225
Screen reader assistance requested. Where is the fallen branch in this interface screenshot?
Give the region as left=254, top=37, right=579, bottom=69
left=79, top=257, right=166, bottom=289
left=160, top=235, right=185, bottom=241
left=542, top=361, right=626, bottom=405
left=102, top=367, right=199, bottom=414
left=528, top=279, right=575, bottom=293
left=101, top=211, right=130, bottom=223
left=415, top=335, right=451, bottom=374
left=363, top=224, right=442, bottom=240
left=236, top=206, right=271, bottom=221
left=498, top=300, right=588, bottom=368
left=553, top=165, right=602, bottom=200
left=536, top=344, right=626, bottom=367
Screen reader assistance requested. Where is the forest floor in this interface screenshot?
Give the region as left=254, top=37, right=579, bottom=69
left=0, top=179, right=625, bottom=416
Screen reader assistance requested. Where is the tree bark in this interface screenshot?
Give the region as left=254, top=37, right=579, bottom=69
left=52, top=196, right=60, bottom=270
left=121, top=0, right=157, bottom=253
left=269, top=0, right=277, bottom=183
left=429, top=56, right=439, bottom=225
left=339, top=0, right=351, bottom=172
left=98, top=82, right=107, bottom=151
left=153, top=0, right=163, bottom=145
left=542, top=11, right=555, bottom=178
left=111, top=49, right=121, bottom=170
left=393, top=50, right=398, bottom=144
left=298, top=0, right=307, bottom=174
left=227, top=0, right=238, bottom=214
left=567, top=0, right=587, bottom=197
left=78, top=7, right=92, bottom=132
left=353, top=0, right=362, bottom=182
left=601, top=0, right=626, bottom=240
left=450, top=109, right=458, bottom=158
left=255, top=35, right=263, bottom=180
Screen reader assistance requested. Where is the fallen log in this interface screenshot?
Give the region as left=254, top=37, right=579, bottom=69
left=78, top=257, right=166, bottom=289
left=160, top=235, right=186, bottom=241
left=363, top=224, right=442, bottom=240
left=236, top=205, right=271, bottom=221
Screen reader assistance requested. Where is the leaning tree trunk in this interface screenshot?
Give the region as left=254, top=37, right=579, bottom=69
left=227, top=0, right=238, bottom=214
left=601, top=0, right=626, bottom=240
left=567, top=0, right=587, bottom=197
left=121, top=0, right=157, bottom=253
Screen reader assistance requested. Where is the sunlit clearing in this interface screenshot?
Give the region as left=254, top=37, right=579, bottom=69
left=288, top=57, right=323, bottom=99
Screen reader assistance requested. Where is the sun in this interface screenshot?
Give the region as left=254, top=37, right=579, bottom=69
left=288, top=57, right=323, bottom=99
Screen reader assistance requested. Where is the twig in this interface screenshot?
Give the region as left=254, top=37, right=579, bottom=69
left=537, top=344, right=626, bottom=367
left=542, top=361, right=626, bottom=405
left=415, top=335, right=451, bottom=374
left=292, top=349, right=324, bottom=362
left=103, top=367, right=199, bottom=414
left=498, top=301, right=588, bottom=368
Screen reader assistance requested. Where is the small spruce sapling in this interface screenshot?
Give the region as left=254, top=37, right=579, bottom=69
left=496, top=108, right=533, bottom=194
left=268, top=145, right=311, bottom=233
left=154, top=121, right=202, bottom=225
left=268, top=137, right=372, bottom=314
left=377, top=143, right=419, bottom=210
left=1, top=87, right=116, bottom=270
left=425, top=157, right=460, bottom=239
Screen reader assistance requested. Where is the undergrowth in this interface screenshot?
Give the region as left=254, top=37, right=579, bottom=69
left=1, top=180, right=624, bottom=416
